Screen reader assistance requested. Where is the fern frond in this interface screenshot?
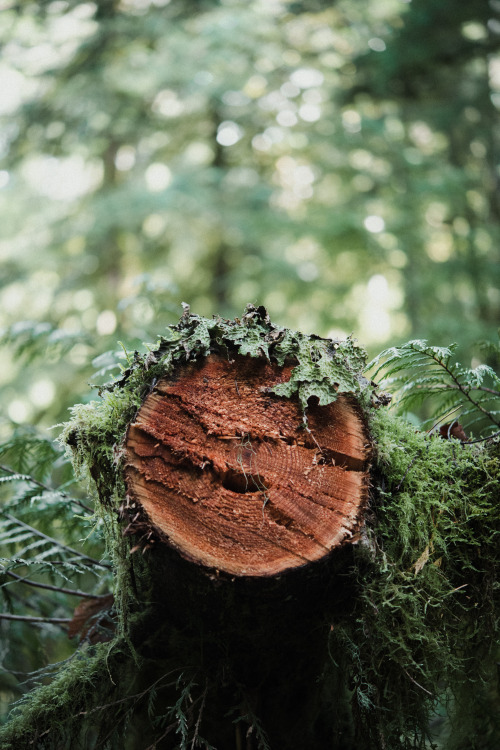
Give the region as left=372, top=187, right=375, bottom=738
left=91, top=348, right=129, bottom=384
left=367, top=339, right=500, bottom=437
left=0, top=512, right=108, bottom=569
left=369, top=340, right=458, bottom=379
left=1, top=557, right=96, bottom=580
left=0, top=424, right=111, bottom=689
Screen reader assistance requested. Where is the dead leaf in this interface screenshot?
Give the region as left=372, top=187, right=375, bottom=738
left=68, top=593, right=114, bottom=643
left=413, top=545, right=430, bottom=574
left=439, top=422, right=467, bottom=441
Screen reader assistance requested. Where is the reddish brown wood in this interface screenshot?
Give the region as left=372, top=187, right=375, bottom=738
left=123, top=354, right=371, bottom=577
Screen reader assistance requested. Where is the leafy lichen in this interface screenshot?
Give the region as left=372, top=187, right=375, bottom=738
left=59, top=303, right=374, bottom=473
left=58, top=302, right=375, bottom=523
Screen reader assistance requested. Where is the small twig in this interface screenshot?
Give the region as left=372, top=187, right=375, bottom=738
left=2, top=513, right=110, bottom=569
left=302, top=410, right=322, bottom=452
left=448, top=583, right=468, bottom=594
left=2, top=558, right=98, bottom=569
left=475, top=385, right=500, bottom=396
left=403, top=668, right=433, bottom=696
left=427, top=384, right=500, bottom=397
left=191, top=680, right=209, bottom=750
left=395, top=451, right=422, bottom=492
left=144, top=721, right=177, bottom=750
left=426, top=405, right=462, bottom=434
left=78, top=670, right=179, bottom=717
left=462, top=429, right=500, bottom=445
left=1, top=567, right=110, bottom=599
left=0, top=613, right=71, bottom=624
left=0, top=464, right=93, bottom=514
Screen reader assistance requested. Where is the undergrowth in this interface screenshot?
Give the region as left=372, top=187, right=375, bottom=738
left=336, top=408, right=500, bottom=748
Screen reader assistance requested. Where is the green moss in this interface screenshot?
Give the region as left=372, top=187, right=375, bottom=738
left=0, top=641, right=128, bottom=749
left=331, top=408, right=500, bottom=748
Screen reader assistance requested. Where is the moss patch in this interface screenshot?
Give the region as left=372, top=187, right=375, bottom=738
left=333, top=408, right=500, bottom=748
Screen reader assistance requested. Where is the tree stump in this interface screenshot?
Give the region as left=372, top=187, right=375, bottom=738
left=124, top=353, right=371, bottom=578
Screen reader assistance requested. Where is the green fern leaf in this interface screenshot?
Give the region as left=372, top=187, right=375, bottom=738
left=367, top=339, right=500, bottom=437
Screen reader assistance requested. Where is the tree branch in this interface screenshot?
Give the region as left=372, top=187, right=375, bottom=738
left=2, top=513, right=110, bottom=569
left=430, top=353, right=500, bottom=428
left=0, top=613, right=71, bottom=624
left=1, top=566, right=110, bottom=599
left=463, top=429, right=500, bottom=445
left=0, top=463, right=93, bottom=514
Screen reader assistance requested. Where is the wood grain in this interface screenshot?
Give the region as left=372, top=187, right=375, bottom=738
left=123, top=354, right=371, bottom=577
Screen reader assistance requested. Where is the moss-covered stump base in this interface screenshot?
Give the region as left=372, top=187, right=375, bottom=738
left=128, top=551, right=353, bottom=750
left=123, top=353, right=371, bottom=577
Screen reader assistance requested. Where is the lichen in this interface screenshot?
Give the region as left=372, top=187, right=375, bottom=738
left=63, top=303, right=373, bottom=433
left=58, top=303, right=375, bottom=501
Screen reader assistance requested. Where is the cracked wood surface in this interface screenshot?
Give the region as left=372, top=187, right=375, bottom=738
left=124, top=354, right=371, bottom=577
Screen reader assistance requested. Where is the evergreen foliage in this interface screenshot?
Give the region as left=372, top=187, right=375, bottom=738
left=369, top=339, right=500, bottom=437
left=1, top=0, right=499, bottom=431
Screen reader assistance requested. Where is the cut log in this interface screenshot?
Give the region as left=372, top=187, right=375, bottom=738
left=124, top=353, right=371, bottom=577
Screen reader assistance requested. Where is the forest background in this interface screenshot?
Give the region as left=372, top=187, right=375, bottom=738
left=0, top=0, right=499, bottom=728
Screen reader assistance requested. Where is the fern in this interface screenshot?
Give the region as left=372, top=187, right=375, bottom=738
left=367, top=339, right=500, bottom=438
left=0, top=428, right=112, bottom=712
left=0, top=320, right=87, bottom=365
left=90, top=348, right=129, bottom=385
left=0, top=426, right=63, bottom=481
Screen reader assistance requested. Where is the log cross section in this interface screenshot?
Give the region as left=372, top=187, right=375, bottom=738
left=124, top=354, right=371, bottom=577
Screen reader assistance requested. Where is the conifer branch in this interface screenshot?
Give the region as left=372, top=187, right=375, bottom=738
left=1, top=567, right=109, bottom=599
left=2, top=513, right=110, bottom=569
left=0, top=463, right=93, bottom=514
left=428, top=351, right=500, bottom=428
left=0, top=613, right=71, bottom=624
left=462, top=430, right=500, bottom=445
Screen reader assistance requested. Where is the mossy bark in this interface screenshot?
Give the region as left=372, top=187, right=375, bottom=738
left=1, top=307, right=499, bottom=750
